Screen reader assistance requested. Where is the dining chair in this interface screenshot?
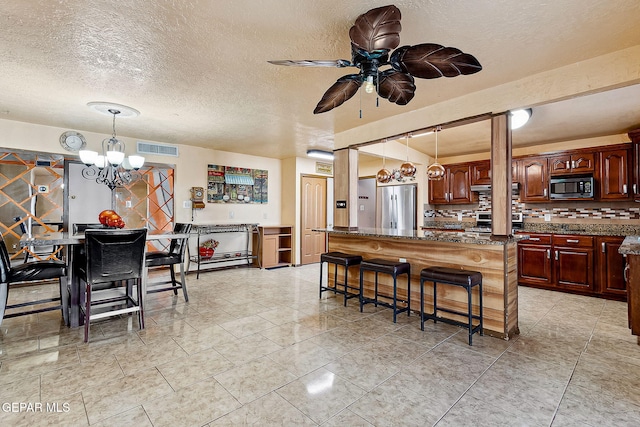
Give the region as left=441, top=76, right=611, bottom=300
left=145, top=223, right=192, bottom=301
left=76, top=228, right=147, bottom=342
left=0, top=235, right=67, bottom=325
left=13, top=216, right=61, bottom=262
left=72, top=223, right=105, bottom=234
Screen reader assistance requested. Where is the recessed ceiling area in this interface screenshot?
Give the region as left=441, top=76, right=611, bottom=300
left=357, top=83, right=640, bottom=162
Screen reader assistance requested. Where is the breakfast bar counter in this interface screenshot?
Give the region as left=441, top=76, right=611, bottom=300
left=316, top=227, right=528, bottom=339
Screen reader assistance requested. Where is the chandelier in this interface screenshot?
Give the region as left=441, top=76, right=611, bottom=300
left=79, top=108, right=145, bottom=190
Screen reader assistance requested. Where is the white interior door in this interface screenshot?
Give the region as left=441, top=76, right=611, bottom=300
left=64, top=161, right=112, bottom=230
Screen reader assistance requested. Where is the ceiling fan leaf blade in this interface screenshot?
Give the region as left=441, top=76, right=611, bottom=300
left=268, top=59, right=352, bottom=68
left=314, top=75, right=362, bottom=114
left=392, top=43, right=482, bottom=79
left=377, top=71, right=416, bottom=105
left=349, top=5, right=401, bottom=53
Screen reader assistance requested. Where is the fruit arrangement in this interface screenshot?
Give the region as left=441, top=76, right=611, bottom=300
left=98, top=210, right=126, bottom=229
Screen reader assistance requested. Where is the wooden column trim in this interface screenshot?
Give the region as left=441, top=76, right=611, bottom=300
left=491, top=114, right=512, bottom=236
left=333, top=147, right=359, bottom=230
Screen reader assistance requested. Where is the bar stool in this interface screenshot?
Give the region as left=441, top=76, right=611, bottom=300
left=359, top=258, right=410, bottom=322
left=319, top=252, right=363, bottom=306
left=420, top=266, right=483, bottom=345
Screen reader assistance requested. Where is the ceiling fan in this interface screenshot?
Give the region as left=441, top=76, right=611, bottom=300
left=269, top=4, right=482, bottom=114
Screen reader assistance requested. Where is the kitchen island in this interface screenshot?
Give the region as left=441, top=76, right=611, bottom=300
left=618, top=236, right=640, bottom=344
left=316, top=228, right=527, bottom=339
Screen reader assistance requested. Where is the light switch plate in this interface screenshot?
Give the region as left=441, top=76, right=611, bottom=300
left=183, top=200, right=191, bottom=209
left=544, top=213, right=551, bottom=221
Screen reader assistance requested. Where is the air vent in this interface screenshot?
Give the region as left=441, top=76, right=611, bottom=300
left=136, top=141, right=179, bottom=157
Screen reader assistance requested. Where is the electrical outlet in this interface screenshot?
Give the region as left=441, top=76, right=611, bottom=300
left=263, top=212, right=268, bottom=219
left=457, top=212, right=463, bottom=221
left=544, top=213, right=551, bottom=222
left=125, top=200, right=132, bottom=208
left=229, top=211, right=234, bottom=219
left=183, top=200, right=191, bottom=209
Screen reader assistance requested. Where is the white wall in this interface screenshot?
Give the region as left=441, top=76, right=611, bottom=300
left=0, top=119, right=283, bottom=228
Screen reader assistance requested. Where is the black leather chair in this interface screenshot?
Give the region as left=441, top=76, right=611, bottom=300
left=76, top=228, right=147, bottom=342
left=145, top=223, right=192, bottom=301
left=72, top=223, right=105, bottom=234
left=14, top=216, right=61, bottom=262
left=0, top=236, right=67, bottom=325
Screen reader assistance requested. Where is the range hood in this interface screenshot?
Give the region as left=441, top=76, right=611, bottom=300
left=470, top=182, right=520, bottom=193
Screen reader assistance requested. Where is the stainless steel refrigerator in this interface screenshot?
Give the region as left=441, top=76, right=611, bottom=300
left=376, top=184, right=417, bottom=230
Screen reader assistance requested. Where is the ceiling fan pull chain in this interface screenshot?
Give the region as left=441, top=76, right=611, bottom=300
left=359, top=86, right=363, bottom=119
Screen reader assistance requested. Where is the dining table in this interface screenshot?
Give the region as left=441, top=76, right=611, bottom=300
left=19, top=229, right=191, bottom=328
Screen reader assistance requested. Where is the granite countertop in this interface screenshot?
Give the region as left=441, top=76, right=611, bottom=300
left=423, top=221, right=640, bottom=237
left=314, top=227, right=527, bottom=245
left=619, top=236, right=640, bottom=255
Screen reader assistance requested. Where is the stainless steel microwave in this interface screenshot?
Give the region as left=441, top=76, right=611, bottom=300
left=549, top=175, right=594, bottom=199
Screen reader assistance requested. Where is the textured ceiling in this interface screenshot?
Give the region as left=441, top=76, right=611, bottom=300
left=0, top=0, right=639, bottom=159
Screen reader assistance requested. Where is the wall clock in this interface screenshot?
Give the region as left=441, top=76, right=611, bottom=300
left=59, top=131, right=86, bottom=152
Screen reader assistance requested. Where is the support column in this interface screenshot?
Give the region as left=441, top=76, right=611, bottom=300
left=333, top=147, right=358, bottom=230
left=491, top=113, right=512, bottom=236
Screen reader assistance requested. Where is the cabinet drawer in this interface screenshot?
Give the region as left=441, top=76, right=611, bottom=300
left=518, top=233, right=552, bottom=245
left=553, top=235, right=594, bottom=247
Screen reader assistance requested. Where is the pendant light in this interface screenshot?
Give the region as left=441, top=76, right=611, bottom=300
left=400, top=134, right=416, bottom=178
left=426, top=125, right=445, bottom=180
left=376, top=140, right=392, bottom=183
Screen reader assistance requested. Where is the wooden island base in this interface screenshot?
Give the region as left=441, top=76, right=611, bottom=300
left=324, top=230, right=520, bottom=339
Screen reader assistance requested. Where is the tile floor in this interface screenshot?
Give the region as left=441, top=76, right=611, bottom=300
left=1, top=264, right=640, bottom=426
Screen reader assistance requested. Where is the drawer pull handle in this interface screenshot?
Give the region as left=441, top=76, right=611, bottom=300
left=567, top=239, right=580, bottom=243
left=546, top=249, right=550, bottom=259
left=529, top=237, right=540, bottom=241
left=602, top=242, right=606, bottom=253
left=555, top=250, right=559, bottom=261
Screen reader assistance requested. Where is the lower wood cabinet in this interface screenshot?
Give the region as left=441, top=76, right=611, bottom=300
left=518, top=233, right=625, bottom=300
left=253, top=226, right=293, bottom=269
left=596, top=236, right=626, bottom=299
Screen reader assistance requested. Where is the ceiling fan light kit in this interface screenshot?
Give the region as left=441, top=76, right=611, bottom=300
left=269, top=5, right=482, bottom=114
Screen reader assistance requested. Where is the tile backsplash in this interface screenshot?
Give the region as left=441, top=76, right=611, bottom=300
left=424, top=193, right=640, bottom=222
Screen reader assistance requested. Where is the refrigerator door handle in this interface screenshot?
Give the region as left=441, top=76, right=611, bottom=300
left=393, top=194, right=398, bottom=229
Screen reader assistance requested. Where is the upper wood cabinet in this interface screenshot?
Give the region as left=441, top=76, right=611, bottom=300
left=549, top=152, right=595, bottom=175
left=598, top=147, right=631, bottom=200
left=428, top=163, right=477, bottom=204
left=629, top=129, right=640, bottom=201
left=520, top=156, right=549, bottom=202
left=470, top=160, right=491, bottom=185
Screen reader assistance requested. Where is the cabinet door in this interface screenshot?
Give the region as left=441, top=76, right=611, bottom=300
left=521, top=157, right=549, bottom=201
left=571, top=152, right=595, bottom=173
left=471, top=160, right=491, bottom=185
left=512, top=159, right=521, bottom=183
left=555, top=247, right=594, bottom=291
left=599, top=148, right=630, bottom=200
left=549, top=154, right=571, bottom=175
left=428, top=172, right=449, bottom=204
left=262, top=235, right=278, bottom=268
left=596, top=236, right=626, bottom=298
left=631, top=132, right=640, bottom=200
left=518, top=244, right=553, bottom=286
left=449, top=164, right=475, bottom=204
